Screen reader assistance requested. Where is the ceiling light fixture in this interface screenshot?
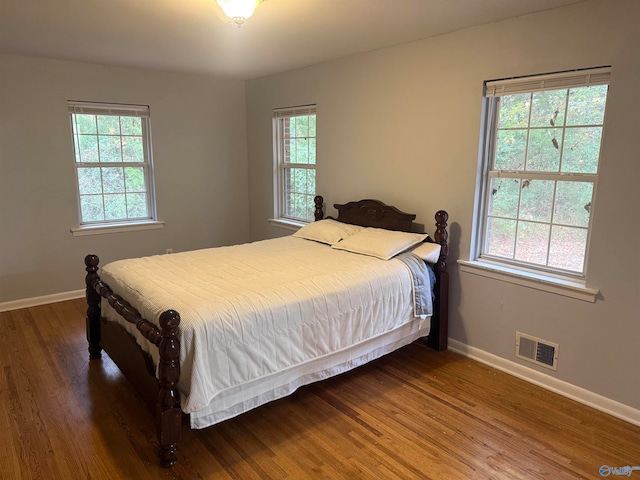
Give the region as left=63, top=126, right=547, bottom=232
left=216, top=0, right=263, bottom=27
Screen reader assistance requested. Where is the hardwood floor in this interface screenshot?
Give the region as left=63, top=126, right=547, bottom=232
left=1, top=299, right=638, bottom=479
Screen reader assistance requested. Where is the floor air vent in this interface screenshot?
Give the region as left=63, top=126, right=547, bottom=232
left=515, top=333, right=559, bottom=371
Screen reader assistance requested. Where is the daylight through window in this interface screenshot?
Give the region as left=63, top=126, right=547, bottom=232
left=477, top=67, right=610, bottom=276
left=273, top=105, right=317, bottom=222
left=69, top=102, right=156, bottom=226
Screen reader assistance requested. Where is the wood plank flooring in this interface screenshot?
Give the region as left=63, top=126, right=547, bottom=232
left=1, top=299, right=638, bottom=479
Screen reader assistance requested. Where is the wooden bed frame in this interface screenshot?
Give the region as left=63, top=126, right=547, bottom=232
left=84, top=196, right=449, bottom=467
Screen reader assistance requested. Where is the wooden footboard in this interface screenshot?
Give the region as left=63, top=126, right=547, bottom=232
left=84, top=255, right=182, bottom=467
left=85, top=195, right=449, bottom=467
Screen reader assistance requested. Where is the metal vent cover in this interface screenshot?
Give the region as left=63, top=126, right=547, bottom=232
left=516, top=332, right=559, bottom=371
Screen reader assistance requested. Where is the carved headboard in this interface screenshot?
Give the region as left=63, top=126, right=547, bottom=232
left=330, top=199, right=416, bottom=232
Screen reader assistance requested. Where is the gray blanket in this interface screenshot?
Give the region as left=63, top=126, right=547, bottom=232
left=396, top=252, right=436, bottom=317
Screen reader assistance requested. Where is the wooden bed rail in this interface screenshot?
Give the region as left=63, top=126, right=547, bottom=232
left=84, top=254, right=182, bottom=468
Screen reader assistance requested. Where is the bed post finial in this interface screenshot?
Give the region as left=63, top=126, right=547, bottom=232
left=314, top=195, right=324, bottom=221
left=157, top=309, right=182, bottom=468
left=434, top=210, right=448, bottom=273
left=84, top=254, right=102, bottom=359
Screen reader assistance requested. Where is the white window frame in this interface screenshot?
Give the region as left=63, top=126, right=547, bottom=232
left=272, top=105, right=317, bottom=226
left=68, top=101, right=161, bottom=235
left=464, top=67, right=611, bottom=301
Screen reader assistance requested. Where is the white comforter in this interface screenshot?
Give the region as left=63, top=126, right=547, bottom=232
left=100, top=236, right=430, bottom=428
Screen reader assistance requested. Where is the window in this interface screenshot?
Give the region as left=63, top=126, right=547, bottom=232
left=474, top=67, right=610, bottom=278
left=69, top=101, right=157, bottom=227
left=273, top=105, right=316, bottom=223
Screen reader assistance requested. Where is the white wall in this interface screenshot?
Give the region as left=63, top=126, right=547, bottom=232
left=0, top=54, right=250, bottom=303
left=246, top=0, right=640, bottom=412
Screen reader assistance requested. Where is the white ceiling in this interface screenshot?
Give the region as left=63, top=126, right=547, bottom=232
left=0, top=0, right=584, bottom=80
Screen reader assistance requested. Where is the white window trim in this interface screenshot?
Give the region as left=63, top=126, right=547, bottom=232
left=469, top=67, right=610, bottom=295
left=273, top=104, right=317, bottom=223
left=69, top=101, right=158, bottom=229
left=267, top=218, right=306, bottom=231
left=458, top=259, right=599, bottom=302
left=71, top=220, right=165, bottom=237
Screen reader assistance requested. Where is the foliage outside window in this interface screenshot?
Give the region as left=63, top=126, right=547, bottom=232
left=477, top=68, right=610, bottom=277
left=69, top=102, right=156, bottom=226
left=273, top=105, right=316, bottom=222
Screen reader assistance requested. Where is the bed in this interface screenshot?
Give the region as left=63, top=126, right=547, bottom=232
left=84, top=196, right=449, bottom=467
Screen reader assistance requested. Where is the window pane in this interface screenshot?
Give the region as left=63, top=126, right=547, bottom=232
left=120, top=116, right=142, bottom=136
left=291, top=138, right=309, bottom=164
left=124, top=167, right=147, bottom=193
left=98, top=135, right=122, bottom=162
left=97, top=115, right=120, bottom=135
left=285, top=168, right=315, bottom=194
left=72, top=134, right=81, bottom=162
left=515, top=221, right=550, bottom=265
left=285, top=193, right=313, bottom=220
left=75, top=114, right=97, bottom=134
left=292, top=167, right=305, bottom=194
left=122, top=136, right=144, bottom=162
left=309, top=115, right=316, bottom=136
left=126, top=193, right=148, bottom=218
left=80, top=195, right=104, bottom=222
left=497, top=93, right=530, bottom=129
left=526, top=128, right=562, bottom=172
left=485, top=217, right=516, bottom=258
left=283, top=138, right=291, bottom=163
left=553, top=182, right=593, bottom=228
left=548, top=226, right=587, bottom=272
left=283, top=118, right=291, bottom=140
left=519, top=180, right=554, bottom=222
left=306, top=169, right=316, bottom=195
left=286, top=117, right=295, bottom=139
left=488, top=177, right=519, bottom=219
left=104, top=194, right=127, bottom=220
left=560, top=127, right=602, bottom=173
left=566, top=85, right=607, bottom=126
left=101, top=167, right=125, bottom=193
left=494, top=129, right=527, bottom=170
left=294, top=116, right=309, bottom=138
left=308, top=138, right=316, bottom=165
left=530, top=90, right=567, bottom=128
left=77, top=167, right=102, bottom=195
left=78, top=135, right=99, bottom=163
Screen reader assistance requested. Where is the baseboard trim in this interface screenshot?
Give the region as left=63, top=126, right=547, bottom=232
left=0, top=289, right=85, bottom=313
left=448, top=338, right=640, bottom=427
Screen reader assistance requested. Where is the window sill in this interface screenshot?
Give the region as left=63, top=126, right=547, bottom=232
left=457, top=259, right=599, bottom=303
left=71, top=220, right=165, bottom=237
left=268, top=218, right=308, bottom=232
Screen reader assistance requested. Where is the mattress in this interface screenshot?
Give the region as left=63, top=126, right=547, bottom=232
left=99, top=235, right=432, bottom=428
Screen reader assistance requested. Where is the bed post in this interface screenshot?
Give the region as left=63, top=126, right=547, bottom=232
left=85, top=254, right=102, bottom=359
left=314, top=195, right=324, bottom=221
left=157, top=309, right=182, bottom=468
left=428, top=211, right=449, bottom=351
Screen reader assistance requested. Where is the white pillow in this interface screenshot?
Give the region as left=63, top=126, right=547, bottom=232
left=409, top=241, right=442, bottom=264
left=331, top=227, right=428, bottom=260
left=293, top=219, right=364, bottom=245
